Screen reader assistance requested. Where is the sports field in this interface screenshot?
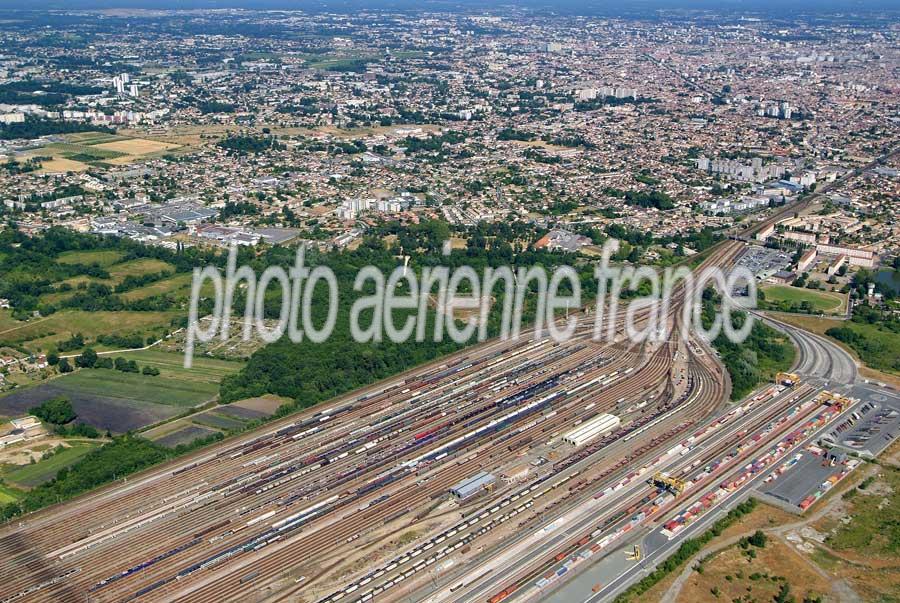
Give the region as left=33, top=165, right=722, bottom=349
left=761, top=284, right=847, bottom=314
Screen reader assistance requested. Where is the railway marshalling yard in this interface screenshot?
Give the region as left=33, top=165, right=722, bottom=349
left=0, top=240, right=890, bottom=603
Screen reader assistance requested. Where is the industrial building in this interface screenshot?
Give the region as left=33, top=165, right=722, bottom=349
left=562, top=413, right=620, bottom=447
left=449, top=472, right=497, bottom=500
left=500, top=464, right=530, bottom=484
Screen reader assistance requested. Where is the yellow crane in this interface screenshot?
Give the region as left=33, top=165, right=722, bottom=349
left=651, top=472, right=686, bottom=495
left=817, top=390, right=851, bottom=410
left=776, top=372, right=800, bottom=386
left=625, top=545, right=641, bottom=561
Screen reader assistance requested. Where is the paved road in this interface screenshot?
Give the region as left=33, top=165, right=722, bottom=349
left=756, top=312, right=857, bottom=386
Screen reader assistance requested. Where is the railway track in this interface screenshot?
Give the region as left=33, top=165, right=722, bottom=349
left=0, top=242, right=748, bottom=603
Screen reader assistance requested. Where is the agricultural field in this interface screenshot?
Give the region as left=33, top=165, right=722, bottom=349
left=51, top=366, right=221, bottom=407
left=119, top=272, right=195, bottom=301
left=0, top=352, right=241, bottom=432
left=115, top=349, right=244, bottom=384
left=229, top=395, right=288, bottom=416
left=0, top=310, right=179, bottom=352
left=192, top=412, right=245, bottom=431
left=35, top=157, right=91, bottom=173
left=151, top=425, right=219, bottom=449
left=43, top=142, right=127, bottom=162
left=760, top=284, right=848, bottom=315
left=63, top=132, right=131, bottom=145
left=1, top=441, right=101, bottom=488
left=93, top=138, right=179, bottom=156
left=0, top=382, right=179, bottom=432
left=25, top=133, right=181, bottom=171
left=0, top=483, right=20, bottom=504
left=305, top=53, right=381, bottom=70
left=140, top=391, right=280, bottom=447
left=56, top=249, right=126, bottom=267
left=118, top=123, right=239, bottom=152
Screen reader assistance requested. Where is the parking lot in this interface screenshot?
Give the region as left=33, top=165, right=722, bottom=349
left=759, top=446, right=860, bottom=510
left=735, top=245, right=794, bottom=280
left=824, top=385, right=900, bottom=458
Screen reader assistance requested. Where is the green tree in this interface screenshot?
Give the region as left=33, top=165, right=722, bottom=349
left=748, top=530, right=767, bottom=548
left=29, top=397, right=76, bottom=425
left=75, top=347, right=97, bottom=368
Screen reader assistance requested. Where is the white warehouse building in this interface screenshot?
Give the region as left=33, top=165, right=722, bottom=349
left=563, top=413, right=620, bottom=447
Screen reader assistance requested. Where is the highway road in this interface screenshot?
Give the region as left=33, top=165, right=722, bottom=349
left=757, top=312, right=857, bottom=386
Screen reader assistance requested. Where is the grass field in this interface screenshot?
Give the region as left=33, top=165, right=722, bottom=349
left=808, top=464, right=900, bottom=602
left=1, top=310, right=179, bottom=351
left=761, top=284, right=847, bottom=314
left=3, top=442, right=100, bottom=488
left=107, top=258, right=174, bottom=281
left=43, top=142, right=127, bottom=161
left=57, top=249, right=125, bottom=267
left=115, top=349, right=243, bottom=384
left=826, top=465, right=900, bottom=555
left=0, top=482, right=21, bottom=504
left=54, top=367, right=220, bottom=407
left=40, top=257, right=176, bottom=307
left=119, top=272, right=195, bottom=301
left=826, top=320, right=900, bottom=375
left=0, top=352, right=240, bottom=433
left=94, top=138, right=179, bottom=156
left=676, top=537, right=833, bottom=603
left=0, top=309, right=21, bottom=334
